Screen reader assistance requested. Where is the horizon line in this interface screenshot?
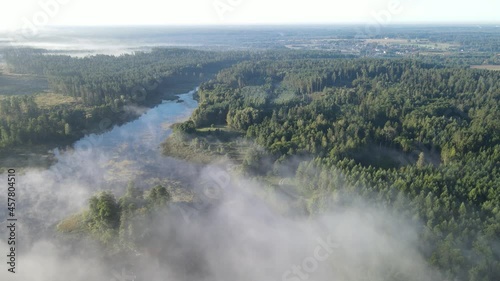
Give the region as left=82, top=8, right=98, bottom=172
left=2, top=22, right=500, bottom=31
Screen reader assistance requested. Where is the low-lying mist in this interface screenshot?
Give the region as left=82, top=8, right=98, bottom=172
left=1, top=161, right=444, bottom=281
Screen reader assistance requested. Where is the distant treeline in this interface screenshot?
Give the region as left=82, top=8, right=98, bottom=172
left=3, top=48, right=246, bottom=106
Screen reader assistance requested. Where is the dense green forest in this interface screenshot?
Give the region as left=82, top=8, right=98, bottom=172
left=166, top=58, right=500, bottom=281
left=2, top=46, right=499, bottom=280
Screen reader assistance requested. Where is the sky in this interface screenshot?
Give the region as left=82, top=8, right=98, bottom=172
left=0, top=0, right=499, bottom=31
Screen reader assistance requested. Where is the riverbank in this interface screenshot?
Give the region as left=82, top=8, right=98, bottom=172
left=0, top=77, right=207, bottom=171
left=161, top=125, right=247, bottom=165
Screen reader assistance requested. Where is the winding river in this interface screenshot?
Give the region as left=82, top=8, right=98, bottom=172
left=2, top=88, right=200, bottom=244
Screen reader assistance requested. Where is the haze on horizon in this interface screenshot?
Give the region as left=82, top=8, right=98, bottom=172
left=0, top=0, right=499, bottom=32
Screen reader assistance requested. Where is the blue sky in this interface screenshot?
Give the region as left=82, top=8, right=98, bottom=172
left=0, top=0, right=499, bottom=31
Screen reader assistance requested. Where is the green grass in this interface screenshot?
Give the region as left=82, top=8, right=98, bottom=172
left=162, top=125, right=247, bottom=164
left=346, top=143, right=425, bottom=169
left=34, top=92, right=81, bottom=109
left=470, top=65, right=500, bottom=71
left=274, top=89, right=298, bottom=105
left=0, top=73, right=49, bottom=96
left=57, top=213, right=88, bottom=234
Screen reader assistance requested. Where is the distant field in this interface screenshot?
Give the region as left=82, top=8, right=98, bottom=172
left=0, top=92, right=81, bottom=109
left=365, top=38, right=411, bottom=44
left=471, top=65, right=500, bottom=71
left=0, top=71, right=49, bottom=96
left=34, top=92, right=80, bottom=109
left=365, top=38, right=456, bottom=50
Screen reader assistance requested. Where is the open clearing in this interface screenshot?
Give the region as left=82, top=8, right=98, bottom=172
left=471, top=65, right=500, bottom=71
left=365, top=38, right=456, bottom=50
left=0, top=64, right=49, bottom=95
left=34, top=92, right=80, bottom=109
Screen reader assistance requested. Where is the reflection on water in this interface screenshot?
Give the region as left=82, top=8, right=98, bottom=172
left=72, top=90, right=197, bottom=154
left=53, top=88, right=199, bottom=184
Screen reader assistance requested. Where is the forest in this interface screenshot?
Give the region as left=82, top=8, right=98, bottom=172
left=167, top=58, right=500, bottom=281
left=1, top=46, right=499, bottom=280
